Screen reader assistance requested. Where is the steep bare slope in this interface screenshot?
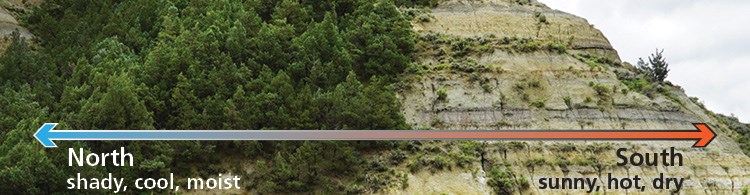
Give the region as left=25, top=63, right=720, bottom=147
left=397, top=0, right=750, bottom=194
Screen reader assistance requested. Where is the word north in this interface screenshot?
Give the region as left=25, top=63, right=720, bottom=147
left=69, top=147, right=133, bottom=167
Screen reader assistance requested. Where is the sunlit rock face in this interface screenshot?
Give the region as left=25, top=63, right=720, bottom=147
left=397, top=0, right=750, bottom=194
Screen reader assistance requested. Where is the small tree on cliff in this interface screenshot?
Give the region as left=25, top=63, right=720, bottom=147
left=637, top=48, right=670, bottom=82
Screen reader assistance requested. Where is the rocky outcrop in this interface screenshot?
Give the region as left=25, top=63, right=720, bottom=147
left=0, top=0, right=35, bottom=52
left=398, top=0, right=750, bottom=194
left=413, top=0, right=620, bottom=62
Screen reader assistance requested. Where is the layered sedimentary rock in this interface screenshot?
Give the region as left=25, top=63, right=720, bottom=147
left=398, top=0, right=750, bottom=194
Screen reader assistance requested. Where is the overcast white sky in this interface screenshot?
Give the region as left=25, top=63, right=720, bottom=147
left=539, top=0, right=750, bottom=122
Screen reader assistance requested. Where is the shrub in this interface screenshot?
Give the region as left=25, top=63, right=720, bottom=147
left=399, top=173, right=409, bottom=189
left=517, top=176, right=530, bottom=189
left=450, top=38, right=471, bottom=57
left=470, top=72, right=480, bottom=81
left=389, top=150, right=407, bottom=165
left=449, top=152, right=473, bottom=168
left=528, top=79, right=541, bottom=88
left=427, top=155, right=453, bottom=171
left=574, top=53, right=616, bottom=70
left=563, top=96, right=572, bottom=108
left=717, top=114, right=750, bottom=156
left=621, top=77, right=656, bottom=98
left=407, top=159, right=421, bottom=172
left=436, top=89, right=448, bottom=101
left=482, top=83, right=492, bottom=93
left=495, top=120, right=513, bottom=128
left=487, top=167, right=517, bottom=195
left=543, top=41, right=566, bottom=53
left=520, top=92, right=530, bottom=101
left=590, top=83, right=610, bottom=96
left=534, top=12, right=548, bottom=24
left=511, top=38, right=540, bottom=52
left=584, top=143, right=612, bottom=153
left=530, top=99, right=545, bottom=108
left=459, top=141, right=482, bottom=155
left=501, top=36, right=512, bottom=44
left=551, top=143, right=578, bottom=153
left=523, top=157, right=547, bottom=173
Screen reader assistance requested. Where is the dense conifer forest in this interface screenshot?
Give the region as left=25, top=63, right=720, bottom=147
left=0, top=0, right=439, bottom=193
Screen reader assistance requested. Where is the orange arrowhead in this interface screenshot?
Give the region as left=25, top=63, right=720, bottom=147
left=692, top=123, right=716, bottom=147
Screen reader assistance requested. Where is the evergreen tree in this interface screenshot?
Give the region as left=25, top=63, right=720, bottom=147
left=291, top=13, right=353, bottom=87
left=637, top=48, right=670, bottom=82
left=0, top=31, right=55, bottom=107
left=77, top=72, right=153, bottom=130
left=345, top=0, right=414, bottom=79
left=5, top=0, right=419, bottom=193
left=272, top=0, right=312, bottom=31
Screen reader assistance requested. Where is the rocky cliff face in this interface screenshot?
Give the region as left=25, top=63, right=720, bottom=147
left=0, top=0, right=35, bottom=52
left=397, top=0, right=750, bottom=194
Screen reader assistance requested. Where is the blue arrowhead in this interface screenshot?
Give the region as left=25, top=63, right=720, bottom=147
left=34, top=123, right=58, bottom=148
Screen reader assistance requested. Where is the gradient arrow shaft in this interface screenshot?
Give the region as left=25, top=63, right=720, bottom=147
left=35, top=123, right=716, bottom=148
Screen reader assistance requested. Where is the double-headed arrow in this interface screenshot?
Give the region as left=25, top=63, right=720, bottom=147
left=34, top=123, right=716, bottom=148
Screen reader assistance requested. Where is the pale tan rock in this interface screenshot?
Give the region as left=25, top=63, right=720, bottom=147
left=397, top=0, right=750, bottom=194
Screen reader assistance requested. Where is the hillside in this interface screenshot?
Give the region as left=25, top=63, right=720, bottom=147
left=395, top=0, right=750, bottom=194
left=1, top=0, right=750, bottom=194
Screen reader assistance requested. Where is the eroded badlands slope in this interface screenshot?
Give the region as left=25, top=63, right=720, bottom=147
left=397, top=0, right=750, bottom=194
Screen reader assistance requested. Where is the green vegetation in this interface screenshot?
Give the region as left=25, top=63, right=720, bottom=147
left=0, top=0, right=442, bottom=193
left=520, top=92, right=530, bottom=101
left=563, top=96, right=572, bottom=109
left=528, top=79, right=542, bottom=88
left=482, top=83, right=493, bottom=93
left=573, top=53, right=616, bottom=71
left=551, top=143, right=578, bottom=153
left=512, top=79, right=542, bottom=103
left=523, top=157, right=547, bottom=175
left=717, top=114, right=750, bottom=156
left=487, top=165, right=528, bottom=195
left=406, top=153, right=455, bottom=173
left=534, top=11, right=548, bottom=24
left=406, top=60, right=494, bottom=76
left=530, top=99, right=545, bottom=108
left=587, top=82, right=614, bottom=109
left=616, top=69, right=658, bottom=98
left=584, top=96, right=593, bottom=104
left=588, top=82, right=611, bottom=96
left=417, top=32, right=567, bottom=63
left=584, top=143, right=612, bottom=154
left=437, top=89, right=448, bottom=101
left=404, top=141, right=484, bottom=173
left=514, top=79, right=542, bottom=92
left=509, top=37, right=566, bottom=53
left=617, top=49, right=673, bottom=102
left=637, top=48, right=670, bottom=82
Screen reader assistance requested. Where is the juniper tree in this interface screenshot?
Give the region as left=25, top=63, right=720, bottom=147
left=637, top=48, right=670, bottom=82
